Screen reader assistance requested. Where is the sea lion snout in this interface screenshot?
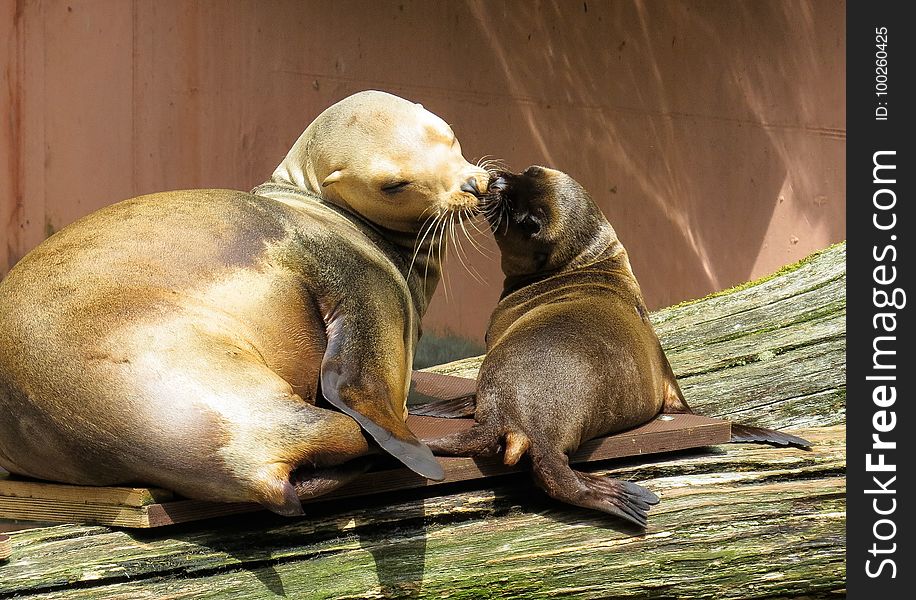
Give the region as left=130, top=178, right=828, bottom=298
left=460, top=176, right=485, bottom=197
left=445, top=169, right=491, bottom=211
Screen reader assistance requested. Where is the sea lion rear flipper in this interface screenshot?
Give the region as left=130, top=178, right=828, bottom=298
left=729, top=424, right=812, bottom=449
left=530, top=448, right=659, bottom=528
left=292, top=457, right=375, bottom=500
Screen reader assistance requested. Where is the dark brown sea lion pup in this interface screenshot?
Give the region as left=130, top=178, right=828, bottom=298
left=419, top=166, right=809, bottom=527
left=0, top=91, right=489, bottom=515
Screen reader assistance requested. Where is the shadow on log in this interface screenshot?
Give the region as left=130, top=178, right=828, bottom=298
left=0, top=244, right=846, bottom=599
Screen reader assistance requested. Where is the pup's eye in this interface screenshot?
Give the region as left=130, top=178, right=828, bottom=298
left=381, top=181, right=411, bottom=193
left=522, top=215, right=542, bottom=236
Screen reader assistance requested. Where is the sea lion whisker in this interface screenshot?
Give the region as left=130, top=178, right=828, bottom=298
left=478, top=157, right=509, bottom=179
left=407, top=211, right=442, bottom=281
left=438, top=214, right=450, bottom=300
left=459, top=208, right=495, bottom=259
left=466, top=207, right=495, bottom=239
left=421, top=214, right=443, bottom=288
left=452, top=211, right=487, bottom=284
left=416, top=204, right=437, bottom=222
left=464, top=210, right=489, bottom=235
left=459, top=208, right=488, bottom=248
left=479, top=198, right=501, bottom=216
left=499, top=194, right=512, bottom=235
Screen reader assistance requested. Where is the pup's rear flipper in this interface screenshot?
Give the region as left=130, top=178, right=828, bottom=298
left=424, top=422, right=501, bottom=457
left=408, top=371, right=477, bottom=418
left=531, top=450, right=659, bottom=528
left=730, top=423, right=811, bottom=449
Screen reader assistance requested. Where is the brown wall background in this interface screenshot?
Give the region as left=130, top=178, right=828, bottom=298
left=1, top=0, right=846, bottom=348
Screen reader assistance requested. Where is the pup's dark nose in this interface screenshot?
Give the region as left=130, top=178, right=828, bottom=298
left=460, top=177, right=483, bottom=196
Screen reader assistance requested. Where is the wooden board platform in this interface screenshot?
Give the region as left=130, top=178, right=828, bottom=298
left=0, top=413, right=728, bottom=529
left=0, top=533, right=10, bottom=562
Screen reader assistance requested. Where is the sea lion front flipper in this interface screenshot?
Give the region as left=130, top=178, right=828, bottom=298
left=729, top=424, right=812, bottom=449
left=321, top=366, right=444, bottom=481
left=319, top=305, right=444, bottom=481
left=530, top=448, right=659, bottom=528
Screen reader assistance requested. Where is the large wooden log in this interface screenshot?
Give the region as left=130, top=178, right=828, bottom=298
left=0, top=243, right=846, bottom=598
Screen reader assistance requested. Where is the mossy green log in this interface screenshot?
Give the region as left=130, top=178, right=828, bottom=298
left=0, top=243, right=847, bottom=598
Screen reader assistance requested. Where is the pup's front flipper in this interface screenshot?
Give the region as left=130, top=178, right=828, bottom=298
left=531, top=448, right=659, bottom=528
left=730, top=424, right=811, bottom=449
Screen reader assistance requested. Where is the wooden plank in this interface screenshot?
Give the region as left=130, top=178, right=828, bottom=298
left=308, top=413, right=730, bottom=501
left=0, top=497, right=151, bottom=529
left=0, top=533, right=10, bottom=562
left=0, top=474, right=174, bottom=507
left=0, top=414, right=729, bottom=528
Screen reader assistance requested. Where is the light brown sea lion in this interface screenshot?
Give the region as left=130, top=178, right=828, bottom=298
left=0, top=90, right=488, bottom=515
left=420, top=166, right=809, bottom=527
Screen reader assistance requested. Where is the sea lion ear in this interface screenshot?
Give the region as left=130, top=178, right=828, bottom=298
left=321, top=170, right=344, bottom=188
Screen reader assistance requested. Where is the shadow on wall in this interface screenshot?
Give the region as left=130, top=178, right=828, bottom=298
left=450, top=0, right=844, bottom=309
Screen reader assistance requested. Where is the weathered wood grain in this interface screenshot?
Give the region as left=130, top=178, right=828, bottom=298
left=0, top=475, right=174, bottom=508
left=0, top=243, right=847, bottom=598
left=0, top=426, right=843, bottom=599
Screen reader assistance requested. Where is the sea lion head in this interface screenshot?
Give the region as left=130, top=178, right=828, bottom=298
left=271, top=90, right=490, bottom=233
left=486, top=166, right=617, bottom=281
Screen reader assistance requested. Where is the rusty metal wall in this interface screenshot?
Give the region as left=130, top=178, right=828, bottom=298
left=0, top=0, right=846, bottom=344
